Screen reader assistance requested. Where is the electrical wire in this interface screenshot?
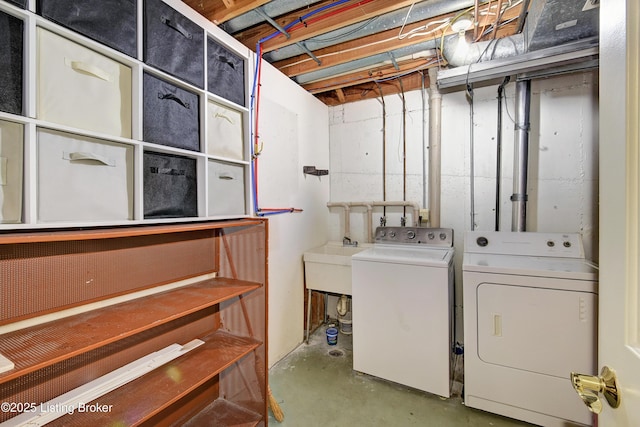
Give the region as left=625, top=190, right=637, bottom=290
left=397, top=2, right=417, bottom=39
left=495, top=76, right=510, bottom=231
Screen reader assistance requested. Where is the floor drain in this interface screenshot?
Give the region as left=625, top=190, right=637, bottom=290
left=328, top=349, right=344, bottom=357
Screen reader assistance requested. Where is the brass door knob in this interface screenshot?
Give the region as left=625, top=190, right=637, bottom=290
left=570, top=366, right=621, bottom=414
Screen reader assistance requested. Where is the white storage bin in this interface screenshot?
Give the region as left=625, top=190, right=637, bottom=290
left=208, top=160, right=245, bottom=216
left=0, top=120, right=23, bottom=224
left=207, top=100, right=244, bottom=160
left=37, top=28, right=132, bottom=138
left=37, top=128, right=134, bottom=222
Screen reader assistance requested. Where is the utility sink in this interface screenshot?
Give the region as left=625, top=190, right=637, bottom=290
left=303, top=241, right=370, bottom=295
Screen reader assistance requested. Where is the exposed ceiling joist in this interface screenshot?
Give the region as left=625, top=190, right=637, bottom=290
left=273, top=3, right=523, bottom=78
left=234, top=0, right=422, bottom=52
left=184, top=0, right=599, bottom=105
left=182, top=0, right=271, bottom=24
left=316, top=71, right=427, bottom=105
left=302, top=57, right=441, bottom=94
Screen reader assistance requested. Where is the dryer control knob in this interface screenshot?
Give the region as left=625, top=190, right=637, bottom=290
left=476, top=236, right=489, bottom=247
left=407, top=230, right=416, bottom=239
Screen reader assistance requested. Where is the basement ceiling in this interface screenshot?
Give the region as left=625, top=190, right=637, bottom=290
left=182, top=0, right=599, bottom=105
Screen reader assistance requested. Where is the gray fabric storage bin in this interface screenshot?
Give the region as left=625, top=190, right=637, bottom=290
left=37, top=128, right=134, bottom=222
left=144, top=0, right=204, bottom=88
left=0, top=120, right=23, bottom=223
left=37, top=0, right=137, bottom=58
left=4, top=0, right=27, bottom=8
left=208, top=160, right=245, bottom=216
left=143, top=72, right=200, bottom=151
left=208, top=37, right=245, bottom=107
left=143, top=151, right=197, bottom=218
left=0, top=11, right=23, bottom=116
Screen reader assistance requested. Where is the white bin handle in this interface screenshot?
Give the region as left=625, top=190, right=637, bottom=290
left=66, top=60, right=112, bottom=82
left=214, top=112, right=234, bottom=124
left=218, top=173, right=234, bottom=180
left=63, top=151, right=116, bottom=167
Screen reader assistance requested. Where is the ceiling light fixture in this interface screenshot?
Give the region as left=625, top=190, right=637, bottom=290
left=451, top=12, right=474, bottom=34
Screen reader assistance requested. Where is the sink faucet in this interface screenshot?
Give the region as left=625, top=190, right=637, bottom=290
left=343, top=236, right=358, bottom=247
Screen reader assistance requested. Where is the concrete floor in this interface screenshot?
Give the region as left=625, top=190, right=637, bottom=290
left=267, top=326, right=535, bottom=427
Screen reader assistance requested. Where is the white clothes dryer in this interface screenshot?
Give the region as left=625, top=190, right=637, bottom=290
left=463, top=231, right=598, bottom=427
left=352, top=227, right=454, bottom=398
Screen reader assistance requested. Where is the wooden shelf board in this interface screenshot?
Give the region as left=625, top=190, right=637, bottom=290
left=46, top=331, right=262, bottom=426
left=0, top=278, right=261, bottom=384
left=0, top=219, right=265, bottom=245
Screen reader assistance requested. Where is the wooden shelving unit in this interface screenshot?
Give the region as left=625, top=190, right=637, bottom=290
left=0, top=219, right=268, bottom=426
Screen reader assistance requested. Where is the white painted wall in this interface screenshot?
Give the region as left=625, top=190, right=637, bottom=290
left=256, top=60, right=331, bottom=366
left=328, top=71, right=599, bottom=341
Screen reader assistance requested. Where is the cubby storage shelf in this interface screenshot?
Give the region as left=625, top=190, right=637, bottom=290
left=0, top=0, right=253, bottom=229
left=0, top=278, right=261, bottom=384
left=47, top=331, right=261, bottom=426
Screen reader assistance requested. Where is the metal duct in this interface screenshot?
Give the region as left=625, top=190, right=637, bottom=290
left=294, top=42, right=437, bottom=85
left=221, top=0, right=323, bottom=33
left=443, top=33, right=526, bottom=68
left=437, top=37, right=598, bottom=88
left=526, top=0, right=599, bottom=51
left=221, top=0, right=476, bottom=61
left=511, top=80, right=531, bottom=232
left=436, top=0, right=600, bottom=88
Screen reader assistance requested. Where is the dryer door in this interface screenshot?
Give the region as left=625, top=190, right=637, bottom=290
left=477, top=282, right=597, bottom=378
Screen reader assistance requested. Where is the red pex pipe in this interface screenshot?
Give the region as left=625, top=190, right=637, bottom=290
left=286, top=0, right=376, bottom=33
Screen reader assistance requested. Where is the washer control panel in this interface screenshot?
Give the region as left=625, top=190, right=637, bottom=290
left=464, top=231, right=585, bottom=258
left=375, top=227, right=454, bottom=247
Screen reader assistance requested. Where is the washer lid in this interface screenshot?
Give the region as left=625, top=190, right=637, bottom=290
left=352, top=245, right=454, bottom=267
left=463, top=252, right=598, bottom=281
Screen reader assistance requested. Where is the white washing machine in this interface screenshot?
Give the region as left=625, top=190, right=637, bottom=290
left=463, top=231, right=598, bottom=427
left=351, top=227, right=454, bottom=398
